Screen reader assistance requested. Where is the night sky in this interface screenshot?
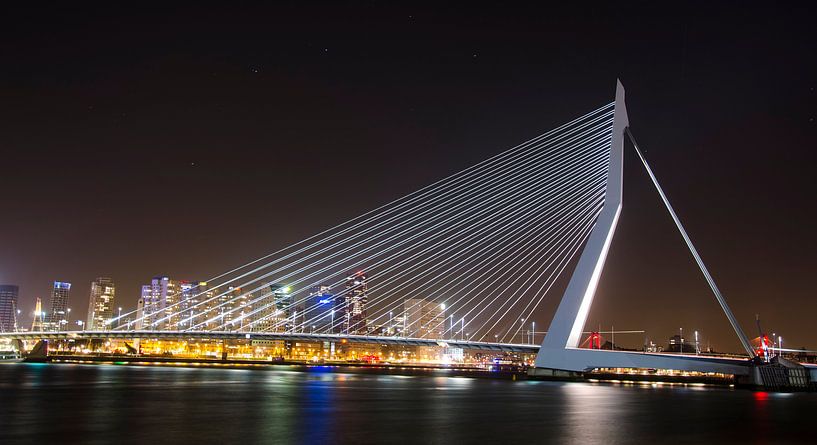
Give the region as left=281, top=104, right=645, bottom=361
left=1, top=3, right=815, bottom=352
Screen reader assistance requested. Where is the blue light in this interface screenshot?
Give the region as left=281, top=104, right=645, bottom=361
left=318, top=299, right=331, bottom=305
left=54, top=281, right=71, bottom=290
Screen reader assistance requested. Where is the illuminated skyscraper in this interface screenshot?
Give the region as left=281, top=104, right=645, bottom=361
left=343, top=271, right=368, bottom=334
left=138, top=276, right=179, bottom=330
left=178, top=281, right=212, bottom=330
left=203, top=285, right=251, bottom=331
left=86, top=277, right=115, bottom=330
left=404, top=298, right=445, bottom=339
left=252, top=284, right=291, bottom=332
left=308, top=285, right=334, bottom=332
left=0, top=285, right=19, bottom=333
left=46, top=281, right=71, bottom=331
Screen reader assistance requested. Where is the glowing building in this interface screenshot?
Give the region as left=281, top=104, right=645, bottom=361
left=138, top=276, right=179, bottom=330
left=0, top=284, right=19, bottom=333
left=46, top=281, right=71, bottom=332
left=86, top=277, right=115, bottom=330
left=308, top=285, right=334, bottom=332
left=252, top=284, right=291, bottom=332
left=404, top=298, right=445, bottom=339
left=341, top=271, right=368, bottom=334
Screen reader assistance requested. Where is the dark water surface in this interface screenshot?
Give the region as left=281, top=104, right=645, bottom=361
left=0, top=363, right=814, bottom=444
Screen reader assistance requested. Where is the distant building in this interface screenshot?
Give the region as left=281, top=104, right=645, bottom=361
left=224, top=286, right=252, bottom=331
left=86, top=277, right=116, bottom=330
left=342, top=271, right=368, bottom=334
left=46, top=281, right=71, bottom=331
left=667, top=334, right=697, bottom=353
left=178, top=281, right=212, bottom=330
left=252, top=284, right=291, bottom=332
left=308, top=285, right=334, bottom=332
left=404, top=298, right=445, bottom=339
left=0, top=285, right=19, bottom=332
left=138, top=276, right=179, bottom=330
left=191, top=282, right=241, bottom=331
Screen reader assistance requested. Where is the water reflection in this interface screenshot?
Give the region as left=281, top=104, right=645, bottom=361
left=0, top=364, right=815, bottom=445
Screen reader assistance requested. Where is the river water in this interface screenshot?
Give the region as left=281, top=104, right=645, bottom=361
left=0, top=363, right=813, bottom=444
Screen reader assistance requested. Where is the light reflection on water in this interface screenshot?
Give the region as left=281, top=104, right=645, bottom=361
left=0, top=363, right=814, bottom=445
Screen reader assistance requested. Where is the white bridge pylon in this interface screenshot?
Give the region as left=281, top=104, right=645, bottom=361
left=534, top=80, right=756, bottom=375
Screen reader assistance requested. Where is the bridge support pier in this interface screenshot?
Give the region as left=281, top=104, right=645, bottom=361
left=527, top=367, right=584, bottom=381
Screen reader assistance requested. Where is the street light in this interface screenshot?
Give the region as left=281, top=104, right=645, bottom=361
left=694, top=330, right=700, bottom=355
left=531, top=321, right=536, bottom=344
left=118, top=307, right=123, bottom=329
left=679, top=327, right=683, bottom=354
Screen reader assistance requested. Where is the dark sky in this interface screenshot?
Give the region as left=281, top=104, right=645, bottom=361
left=1, top=2, right=815, bottom=351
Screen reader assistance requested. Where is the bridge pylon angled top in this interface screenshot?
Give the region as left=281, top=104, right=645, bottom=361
left=534, top=80, right=755, bottom=374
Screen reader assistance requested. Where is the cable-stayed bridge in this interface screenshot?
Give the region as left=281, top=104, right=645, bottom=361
left=5, top=81, right=815, bottom=386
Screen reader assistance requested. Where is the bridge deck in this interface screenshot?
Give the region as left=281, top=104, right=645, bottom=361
left=0, top=330, right=539, bottom=353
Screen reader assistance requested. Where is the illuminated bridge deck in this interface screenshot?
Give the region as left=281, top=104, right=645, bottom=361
left=0, top=330, right=540, bottom=353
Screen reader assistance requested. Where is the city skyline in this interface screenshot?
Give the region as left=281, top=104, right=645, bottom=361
left=1, top=4, right=816, bottom=352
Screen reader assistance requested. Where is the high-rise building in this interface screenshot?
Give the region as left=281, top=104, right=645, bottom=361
left=252, top=284, right=291, bottom=332
left=178, top=281, right=206, bottom=330
left=46, top=281, right=71, bottom=331
left=198, top=285, right=251, bottom=331
left=308, top=285, right=334, bottom=332
left=86, top=277, right=116, bottom=330
left=138, top=276, right=179, bottom=330
left=0, top=285, right=19, bottom=333
left=229, top=287, right=252, bottom=331
left=404, top=298, right=445, bottom=339
left=342, top=271, right=368, bottom=334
